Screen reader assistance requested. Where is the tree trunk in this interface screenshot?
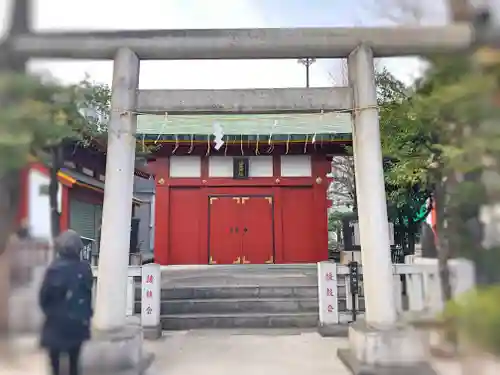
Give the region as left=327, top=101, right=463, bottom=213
left=421, top=221, right=438, bottom=258
left=434, top=178, right=453, bottom=302
left=0, top=171, right=22, bottom=336
left=49, top=146, right=62, bottom=240
left=408, top=222, right=416, bottom=255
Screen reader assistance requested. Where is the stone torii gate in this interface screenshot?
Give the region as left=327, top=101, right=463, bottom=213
left=0, top=0, right=495, bottom=373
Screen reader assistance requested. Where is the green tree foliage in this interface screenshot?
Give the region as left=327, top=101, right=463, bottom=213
left=75, top=76, right=111, bottom=139
left=373, top=69, right=431, bottom=253
left=328, top=70, right=433, bottom=252
left=0, top=73, right=111, bottom=174
left=0, top=74, right=70, bottom=174
left=377, top=53, right=500, bottom=300
left=379, top=56, right=500, bottom=210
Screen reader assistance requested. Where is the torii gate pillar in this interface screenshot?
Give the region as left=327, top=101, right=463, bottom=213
left=81, top=48, right=150, bottom=374
left=348, top=45, right=397, bottom=327
left=94, top=48, right=140, bottom=331
left=338, top=45, right=428, bottom=371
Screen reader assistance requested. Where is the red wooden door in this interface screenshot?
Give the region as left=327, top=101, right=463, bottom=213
left=281, top=188, right=315, bottom=262
left=241, top=196, right=274, bottom=264
left=169, top=188, right=201, bottom=264
left=208, top=196, right=241, bottom=264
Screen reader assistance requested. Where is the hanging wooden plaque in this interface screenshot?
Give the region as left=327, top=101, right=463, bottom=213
left=233, top=157, right=249, bottom=179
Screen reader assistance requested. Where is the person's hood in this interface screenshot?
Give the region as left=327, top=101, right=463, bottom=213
left=55, top=230, right=83, bottom=260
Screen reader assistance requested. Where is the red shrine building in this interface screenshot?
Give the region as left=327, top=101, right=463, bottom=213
left=140, top=113, right=352, bottom=265
left=18, top=141, right=151, bottom=250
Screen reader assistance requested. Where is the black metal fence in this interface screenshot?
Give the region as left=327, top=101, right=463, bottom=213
left=391, top=246, right=406, bottom=263
left=80, top=236, right=95, bottom=262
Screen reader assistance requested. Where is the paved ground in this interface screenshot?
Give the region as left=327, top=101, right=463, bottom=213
left=146, top=329, right=350, bottom=375
left=3, top=329, right=350, bottom=374
left=430, top=358, right=463, bottom=375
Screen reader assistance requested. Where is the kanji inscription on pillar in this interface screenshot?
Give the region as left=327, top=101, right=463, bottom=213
left=141, top=263, right=161, bottom=328
left=317, top=262, right=339, bottom=325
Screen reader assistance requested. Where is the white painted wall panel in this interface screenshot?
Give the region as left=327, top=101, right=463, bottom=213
left=249, top=156, right=273, bottom=177
left=169, top=156, right=201, bottom=178
left=210, top=156, right=273, bottom=178
left=280, top=155, right=312, bottom=177
left=28, top=169, right=62, bottom=239
left=209, top=156, right=233, bottom=178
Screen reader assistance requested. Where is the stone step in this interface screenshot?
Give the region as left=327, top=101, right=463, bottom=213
left=160, top=264, right=318, bottom=276
left=160, top=312, right=319, bottom=330
left=163, top=285, right=318, bottom=300
left=159, top=264, right=318, bottom=288
left=135, top=285, right=318, bottom=301
left=160, top=275, right=318, bottom=288
left=158, top=297, right=318, bottom=315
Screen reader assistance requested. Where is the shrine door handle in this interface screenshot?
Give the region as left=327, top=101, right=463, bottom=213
left=243, top=228, right=248, bottom=233
left=234, top=227, right=239, bottom=233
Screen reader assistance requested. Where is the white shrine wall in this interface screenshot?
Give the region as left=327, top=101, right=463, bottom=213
left=169, top=156, right=201, bottom=178
left=208, top=156, right=273, bottom=177
left=27, top=167, right=62, bottom=240
left=280, top=155, right=312, bottom=177
left=167, top=155, right=314, bottom=178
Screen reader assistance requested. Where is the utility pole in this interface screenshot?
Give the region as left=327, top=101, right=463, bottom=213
left=297, top=58, right=316, bottom=87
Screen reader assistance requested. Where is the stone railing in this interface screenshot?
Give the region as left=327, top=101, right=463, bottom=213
left=8, top=265, right=47, bottom=333
left=402, top=255, right=475, bottom=313
left=317, top=257, right=475, bottom=326
left=8, top=238, right=52, bottom=334
left=91, top=263, right=161, bottom=338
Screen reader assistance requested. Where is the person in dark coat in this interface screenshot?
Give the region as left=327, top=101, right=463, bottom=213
left=39, top=230, right=93, bottom=375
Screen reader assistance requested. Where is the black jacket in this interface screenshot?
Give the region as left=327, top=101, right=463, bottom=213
left=39, top=230, right=93, bottom=350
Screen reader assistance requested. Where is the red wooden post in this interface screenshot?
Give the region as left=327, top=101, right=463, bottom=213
left=152, top=159, right=170, bottom=265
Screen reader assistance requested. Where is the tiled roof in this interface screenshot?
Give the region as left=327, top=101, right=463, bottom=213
left=61, top=168, right=145, bottom=204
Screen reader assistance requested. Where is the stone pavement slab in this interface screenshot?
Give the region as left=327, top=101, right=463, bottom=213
left=429, top=358, right=463, bottom=375
left=1, top=336, right=47, bottom=375
left=3, top=329, right=350, bottom=375
left=145, top=329, right=350, bottom=375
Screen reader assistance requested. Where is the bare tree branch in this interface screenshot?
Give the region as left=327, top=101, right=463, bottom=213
left=329, top=156, right=356, bottom=208
left=448, top=0, right=475, bottom=22
left=356, top=0, right=448, bottom=25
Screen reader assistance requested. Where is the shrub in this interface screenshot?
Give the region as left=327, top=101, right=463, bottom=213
left=444, top=286, right=500, bottom=355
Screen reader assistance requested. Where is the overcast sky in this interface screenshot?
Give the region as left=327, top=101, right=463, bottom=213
left=0, top=0, right=449, bottom=89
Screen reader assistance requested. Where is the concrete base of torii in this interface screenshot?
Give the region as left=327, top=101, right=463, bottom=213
left=80, top=317, right=154, bottom=375
left=143, top=325, right=163, bottom=340
left=337, top=320, right=435, bottom=375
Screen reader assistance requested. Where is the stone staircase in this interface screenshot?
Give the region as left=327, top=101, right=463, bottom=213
left=136, top=264, right=319, bottom=330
